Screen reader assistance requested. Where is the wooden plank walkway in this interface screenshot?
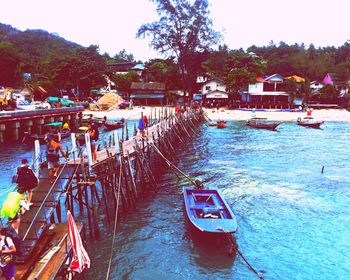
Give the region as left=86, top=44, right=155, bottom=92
left=68, top=115, right=177, bottom=166
left=18, top=164, right=79, bottom=263
left=16, top=222, right=83, bottom=280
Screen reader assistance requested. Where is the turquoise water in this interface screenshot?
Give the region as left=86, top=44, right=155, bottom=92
left=0, top=121, right=349, bottom=279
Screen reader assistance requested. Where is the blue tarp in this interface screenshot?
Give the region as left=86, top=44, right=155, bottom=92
left=193, top=94, right=202, bottom=101
left=130, top=94, right=164, bottom=99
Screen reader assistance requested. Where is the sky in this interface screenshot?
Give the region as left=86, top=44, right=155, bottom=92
left=1, top=0, right=349, bottom=62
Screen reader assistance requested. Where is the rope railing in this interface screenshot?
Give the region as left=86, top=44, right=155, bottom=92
left=23, top=147, right=77, bottom=241
left=105, top=158, right=123, bottom=280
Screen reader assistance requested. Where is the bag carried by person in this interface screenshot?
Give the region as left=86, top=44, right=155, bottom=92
left=46, top=145, right=60, bottom=162
left=2, top=227, right=23, bottom=262
left=0, top=192, right=21, bottom=219
left=0, top=250, right=13, bottom=266
left=1, top=225, right=24, bottom=259
left=17, top=166, right=39, bottom=190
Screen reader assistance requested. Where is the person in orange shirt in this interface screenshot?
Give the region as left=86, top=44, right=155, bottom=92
left=45, top=135, right=67, bottom=183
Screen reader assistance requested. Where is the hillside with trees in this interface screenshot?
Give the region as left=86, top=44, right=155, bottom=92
left=1, top=12, right=350, bottom=105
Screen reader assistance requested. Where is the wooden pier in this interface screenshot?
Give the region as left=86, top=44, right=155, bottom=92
left=11, top=107, right=206, bottom=279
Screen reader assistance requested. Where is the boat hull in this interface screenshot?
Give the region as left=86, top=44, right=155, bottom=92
left=183, top=187, right=237, bottom=234
left=297, top=121, right=324, bottom=128
left=246, top=121, right=281, bottom=130
left=104, top=122, right=124, bottom=131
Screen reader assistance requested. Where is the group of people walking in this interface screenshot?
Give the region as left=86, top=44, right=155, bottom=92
left=0, top=119, right=100, bottom=279
left=0, top=158, right=39, bottom=280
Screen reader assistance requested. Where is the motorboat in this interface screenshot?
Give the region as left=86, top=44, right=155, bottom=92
left=297, top=117, right=324, bottom=128
left=183, top=187, right=237, bottom=234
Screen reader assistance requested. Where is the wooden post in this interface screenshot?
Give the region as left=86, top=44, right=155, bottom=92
left=84, top=184, right=93, bottom=237
left=77, top=174, right=84, bottom=214
left=85, top=133, right=93, bottom=170
left=33, top=140, right=41, bottom=176
left=125, top=120, right=129, bottom=140
left=71, top=133, right=78, bottom=162
left=101, top=178, right=111, bottom=225
left=56, top=200, right=62, bottom=223
left=126, top=153, right=138, bottom=197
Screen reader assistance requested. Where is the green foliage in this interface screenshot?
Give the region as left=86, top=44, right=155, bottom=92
left=316, top=84, right=339, bottom=103
left=143, top=58, right=182, bottom=89
left=0, top=42, right=21, bottom=87
left=52, top=46, right=107, bottom=95
left=137, top=0, right=222, bottom=95
left=113, top=49, right=135, bottom=63
left=223, top=50, right=266, bottom=93
left=110, top=71, right=140, bottom=95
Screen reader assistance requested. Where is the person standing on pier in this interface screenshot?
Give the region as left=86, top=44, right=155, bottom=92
left=0, top=228, right=16, bottom=280
left=87, top=123, right=98, bottom=163
left=45, top=135, right=68, bottom=183
left=16, top=159, right=38, bottom=206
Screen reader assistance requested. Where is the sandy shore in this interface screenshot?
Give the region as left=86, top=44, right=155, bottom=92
left=85, top=107, right=350, bottom=122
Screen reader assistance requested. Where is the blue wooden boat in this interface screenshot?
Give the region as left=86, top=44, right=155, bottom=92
left=183, top=187, right=237, bottom=234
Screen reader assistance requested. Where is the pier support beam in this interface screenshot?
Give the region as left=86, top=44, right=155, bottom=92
left=45, top=117, right=55, bottom=124
left=34, top=119, right=45, bottom=134
left=22, top=120, right=33, bottom=134
left=9, top=122, right=20, bottom=141
left=0, top=124, right=5, bottom=143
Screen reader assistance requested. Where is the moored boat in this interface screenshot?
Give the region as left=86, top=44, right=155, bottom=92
left=23, top=121, right=70, bottom=144
left=76, top=126, right=88, bottom=146
left=246, top=117, right=281, bottom=130
left=217, top=120, right=227, bottom=129
left=45, top=122, right=71, bottom=139
left=103, top=119, right=125, bottom=131
left=22, top=132, right=47, bottom=144
left=297, top=117, right=324, bottom=128
left=183, top=187, right=237, bottom=234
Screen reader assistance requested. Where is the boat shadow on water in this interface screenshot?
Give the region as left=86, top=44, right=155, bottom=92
left=184, top=221, right=238, bottom=269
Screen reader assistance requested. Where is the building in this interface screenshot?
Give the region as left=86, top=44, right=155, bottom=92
left=130, top=82, right=166, bottom=105
left=241, top=74, right=289, bottom=108
left=310, top=81, right=324, bottom=91
left=107, top=62, right=144, bottom=76
left=201, top=79, right=228, bottom=107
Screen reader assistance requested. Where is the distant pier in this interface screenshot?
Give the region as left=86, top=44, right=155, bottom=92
left=0, top=106, right=84, bottom=143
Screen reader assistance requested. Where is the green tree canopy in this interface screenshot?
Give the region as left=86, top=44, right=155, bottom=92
left=223, top=50, right=266, bottom=93
left=52, top=45, right=107, bottom=95
left=0, top=42, right=21, bottom=87
left=137, top=0, right=222, bottom=95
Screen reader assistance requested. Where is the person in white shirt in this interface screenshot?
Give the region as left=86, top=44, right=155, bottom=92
left=0, top=228, right=16, bottom=280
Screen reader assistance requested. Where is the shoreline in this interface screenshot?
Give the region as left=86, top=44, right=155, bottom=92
left=86, top=107, right=350, bottom=122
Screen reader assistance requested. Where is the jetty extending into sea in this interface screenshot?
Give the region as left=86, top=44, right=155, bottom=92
left=13, top=107, right=204, bottom=279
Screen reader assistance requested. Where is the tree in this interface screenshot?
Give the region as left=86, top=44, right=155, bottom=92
left=113, top=49, right=135, bottom=63
left=224, top=51, right=266, bottom=94
left=0, top=42, right=22, bottom=87
left=52, top=45, right=107, bottom=96
left=137, top=0, right=222, bottom=97
left=143, top=58, right=182, bottom=89
left=110, top=71, right=140, bottom=97
left=284, top=79, right=298, bottom=104
left=317, top=84, right=339, bottom=103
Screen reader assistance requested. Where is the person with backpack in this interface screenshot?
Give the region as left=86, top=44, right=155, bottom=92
left=45, top=135, right=68, bottom=183
left=87, top=123, right=98, bottom=163
left=16, top=159, right=38, bottom=206
left=0, top=228, right=16, bottom=280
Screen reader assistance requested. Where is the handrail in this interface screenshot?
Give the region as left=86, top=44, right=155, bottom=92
left=23, top=147, right=77, bottom=241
